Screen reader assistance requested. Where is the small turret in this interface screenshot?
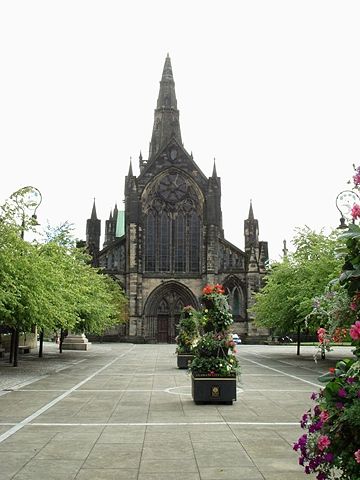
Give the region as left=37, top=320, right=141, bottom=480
left=86, top=199, right=101, bottom=266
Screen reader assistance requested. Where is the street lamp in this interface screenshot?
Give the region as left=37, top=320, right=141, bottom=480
left=335, top=190, right=360, bottom=229
left=10, top=186, right=42, bottom=239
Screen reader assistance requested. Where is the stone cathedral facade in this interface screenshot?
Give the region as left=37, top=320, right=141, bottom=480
left=86, top=55, right=269, bottom=343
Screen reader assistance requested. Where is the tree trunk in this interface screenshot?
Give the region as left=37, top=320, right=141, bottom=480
left=59, top=329, right=64, bottom=354
left=13, top=329, right=19, bottom=367
left=39, top=330, right=44, bottom=357
left=296, top=324, right=301, bottom=356
left=9, top=329, right=15, bottom=364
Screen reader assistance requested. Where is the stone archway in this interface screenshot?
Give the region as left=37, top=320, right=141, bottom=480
left=222, top=275, right=247, bottom=322
left=143, top=281, right=199, bottom=343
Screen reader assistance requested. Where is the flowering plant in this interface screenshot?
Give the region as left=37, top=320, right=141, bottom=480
left=294, top=166, right=360, bottom=478
left=201, top=284, right=233, bottom=331
left=294, top=322, right=360, bottom=479
left=175, top=305, right=200, bottom=354
left=189, top=284, right=240, bottom=378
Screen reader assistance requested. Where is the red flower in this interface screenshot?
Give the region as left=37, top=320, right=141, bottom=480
left=202, top=284, right=225, bottom=295
left=329, top=367, right=335, bottom=373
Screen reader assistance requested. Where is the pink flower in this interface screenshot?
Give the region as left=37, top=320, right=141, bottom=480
left=319, top=410, right=329, bottom=423
left=350, top=302, right=358, bottom=311
left=351, top=203, right=360, bottom=220
left=350, top=321, right=360, bottom=341
left=355, top=449, right=360, bottom=464
left=353, top=167, right=360, bottom=186
left=317, top=435, right=331, bottom=451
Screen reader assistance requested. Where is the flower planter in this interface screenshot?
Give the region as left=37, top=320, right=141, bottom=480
left=177, top=354, right=194, bottom=369
left=191, top=374, right=237, bottom=405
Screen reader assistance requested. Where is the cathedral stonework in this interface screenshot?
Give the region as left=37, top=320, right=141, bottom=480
left=86, top=55, right=269, bottom=343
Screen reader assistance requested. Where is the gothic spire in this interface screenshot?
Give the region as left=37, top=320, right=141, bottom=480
left=212, top=158, right=217, bottom=177
left=148, top=54, right=182, bottom=160
left=91, top=198, right=97, bottom=220
left=128, top=158, right=133, bottom=176
left=248, top=200, right=254, bottom=220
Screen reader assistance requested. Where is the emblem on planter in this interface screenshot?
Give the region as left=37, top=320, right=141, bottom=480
left=211, top=385, right=220, bottom=397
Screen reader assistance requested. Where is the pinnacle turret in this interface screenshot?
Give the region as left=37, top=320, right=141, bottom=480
left=91, top=198, right=97, bottom=220
left=248, top=200, right=254, bottom=220
left=212, top=158, right=217, bottom=177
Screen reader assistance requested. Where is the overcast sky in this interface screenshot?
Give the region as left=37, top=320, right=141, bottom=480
left=1, top=1, right=359, bottom=261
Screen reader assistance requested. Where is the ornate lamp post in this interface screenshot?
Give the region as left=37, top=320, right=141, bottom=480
left=336, top=190, right=360, bottom=229
left=9, top=186, right=42, bottom=366
left=10, top=186, right=42, bottom=240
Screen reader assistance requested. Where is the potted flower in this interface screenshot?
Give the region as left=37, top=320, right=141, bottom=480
left=189, top=284, right=240, bottom=404
left=293, top=322, right=360, bottom=480
left=175, top=305, right=199, bottom=369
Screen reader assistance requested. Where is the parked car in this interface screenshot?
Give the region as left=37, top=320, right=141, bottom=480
left=231, top=333, right=242, bottom=345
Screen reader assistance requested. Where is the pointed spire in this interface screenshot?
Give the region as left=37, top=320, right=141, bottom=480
left=109, top=210, right=113, bottom=221
left=161, top=53, right=174, bottom=84
left=248, top=200, right=254, bottom=220
left=148, top=54, right=182, bottom=160
left=128, top=157, right=133, bottom=176
left=91, top=198, right=97, bottom=220
left=139, top=151, right=143, bottom=161
left=212, top=158, right=217, bottom=177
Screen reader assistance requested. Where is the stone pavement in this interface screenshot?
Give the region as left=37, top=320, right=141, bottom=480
left=0, top=342, right=354, bottom=479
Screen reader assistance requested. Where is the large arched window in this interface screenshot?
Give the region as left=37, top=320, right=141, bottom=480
left=143, top=171, right=202, bottom=274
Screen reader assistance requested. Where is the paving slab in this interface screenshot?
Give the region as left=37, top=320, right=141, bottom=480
left=0, top=342, right=354, bottom=479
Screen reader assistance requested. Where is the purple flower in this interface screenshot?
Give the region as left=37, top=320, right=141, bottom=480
left=300, top=413, right=309, bottom=428
left=335, top=402, right=344, bottom=409
left=338, top=388, right=347, bottom=398
left=314, top=405, right=321, bottom=416
left=347, top=377, right=356, bottom=384
left=309, top=420, right=323, bottom=433
left=310, top=392, right=318, bottom=400
left=305, top=466, right=311, bottom=474
left=324, top=452, right=334, bottom=462
left=316, top=473, right=327, bottom=480
left=298, top=434, right=308, bottom=448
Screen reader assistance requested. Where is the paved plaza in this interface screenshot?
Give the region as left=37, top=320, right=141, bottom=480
left=0, top=342, right=354, bottom=479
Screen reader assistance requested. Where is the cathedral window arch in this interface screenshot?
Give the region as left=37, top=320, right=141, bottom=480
left=143, top=170, right=203, bottom=274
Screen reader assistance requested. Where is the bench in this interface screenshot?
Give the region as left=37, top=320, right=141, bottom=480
left=18, top=346, right=30, bottom=354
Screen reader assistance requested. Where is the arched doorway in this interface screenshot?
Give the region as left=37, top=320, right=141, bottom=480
left=143, top=281, right=199, bottom=343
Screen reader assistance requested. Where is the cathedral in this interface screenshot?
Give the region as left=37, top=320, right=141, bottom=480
left=86, top=55, right=269, bottom=343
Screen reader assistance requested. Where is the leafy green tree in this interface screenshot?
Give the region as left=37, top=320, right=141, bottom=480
left=251, top=227, right=343, bottom=335
left=0, top=196, right=127, bottom=365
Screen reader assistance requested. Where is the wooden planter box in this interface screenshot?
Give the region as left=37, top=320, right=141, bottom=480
left=191, top=375, right=237, bottom=405
left=177, top=354, right=194, bottom=369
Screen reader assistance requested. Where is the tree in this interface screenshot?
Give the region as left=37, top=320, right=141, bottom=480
left=0, top=197, right=127, bottom=365
left=251, top=227, right=343, bottom=336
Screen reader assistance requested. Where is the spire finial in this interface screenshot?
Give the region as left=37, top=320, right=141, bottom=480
left=128, top=157, right=133, bottom=176
left=212, top=157, right=217, bottom=177
left=282, top=239, right=288, bottom=258
left=91, top=198, right=97, bottom=220
left=248, top=200, right=254, bottom=220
